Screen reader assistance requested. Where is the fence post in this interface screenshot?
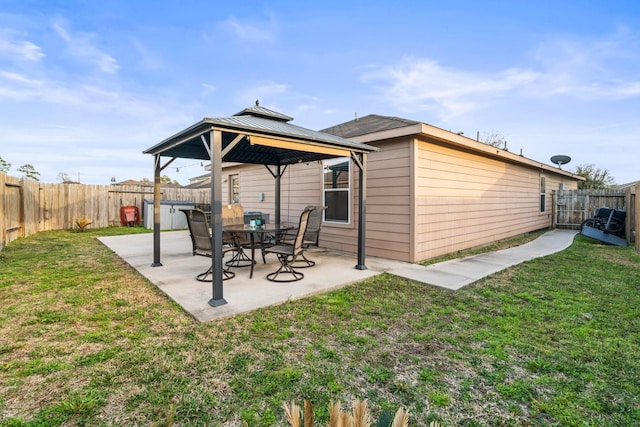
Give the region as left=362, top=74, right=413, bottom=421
left=625, top=188, right=631, bottom=244
left=551, top=190, right=556, bottom=228
left=633, top=181, right=640, bottom=252
left=0, top=173, right=5, bottom=249
left=18, top=179, right=25, bottom=238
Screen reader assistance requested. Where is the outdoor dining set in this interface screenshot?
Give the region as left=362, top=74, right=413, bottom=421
left=181, top=204, right=325, bottom=283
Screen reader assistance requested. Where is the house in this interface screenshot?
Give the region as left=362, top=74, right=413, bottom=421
left=214, top=113, right=581, bottom=263
left=184, top=173, right=211, bottom=189
left=616, top=180, right=640, bottom=191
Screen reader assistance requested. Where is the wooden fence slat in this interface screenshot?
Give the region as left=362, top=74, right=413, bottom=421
left=1, top=172, right=211, bottom=248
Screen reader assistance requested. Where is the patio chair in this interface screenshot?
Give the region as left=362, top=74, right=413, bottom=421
left=280, top=205, right=326, bottom=268
left=263, top=207, right=312, bottom=282
left=181, top=209, right=236, bottom=281
left=222, top=204, right=255, bottom=268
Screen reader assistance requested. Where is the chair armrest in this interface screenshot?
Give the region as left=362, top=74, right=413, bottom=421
left=279, top=228, right=298, bottom=244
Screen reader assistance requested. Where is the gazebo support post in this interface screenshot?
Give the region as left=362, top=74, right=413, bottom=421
left=151, top=154, right=163, bottom=267
left=208, top=130, right=227, bottom=307
left=353, top=152, right=368, bottom=270
left=275, top=165, right=281, bottom=226
left=151, top=155, right=177, bottom=267
left=265, top=164, right=287, bottom=226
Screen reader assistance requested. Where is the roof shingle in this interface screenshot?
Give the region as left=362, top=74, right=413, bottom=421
left=321, top=114, right=419, bottom=138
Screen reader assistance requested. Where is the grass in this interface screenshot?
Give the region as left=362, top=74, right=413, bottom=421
left=0, top=227, right=639, bottom=426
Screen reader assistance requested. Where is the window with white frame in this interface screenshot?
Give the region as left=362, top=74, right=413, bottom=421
left=322, top=157, right=350, bottom=223
left=230, top=174, right=239, bottom=204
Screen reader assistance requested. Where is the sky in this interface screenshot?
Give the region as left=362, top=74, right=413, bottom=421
left=1, top=0, right=639, bottom=185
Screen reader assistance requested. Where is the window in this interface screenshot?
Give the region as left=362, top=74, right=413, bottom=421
left=323, top=157, right=350, bottom=223
left=540, top=176, right=546, bottom=213
left=230, top=174, right=239, bottom=204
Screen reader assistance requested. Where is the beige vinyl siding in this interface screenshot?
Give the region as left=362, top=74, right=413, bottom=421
left=260, top=138, right=413, bottom=261
left=414, top=138, right=555, bottom=261
left=219, top=133, right=579, bottom=264
left=222, top=163, right=325, bottom=226
left=280, top=163, right=324, bottom=224
left=222, top=164, right=273, bottom=218
left=358, top=138, right=412, bottom=261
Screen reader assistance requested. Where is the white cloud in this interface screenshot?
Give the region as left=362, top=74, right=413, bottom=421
left=129, top=37, right=164, bottom=71
left=613, top=82, right=640, bottom=97
left=362, top=58, right=543, bottom=121
left=52, top=18, right=120, bottom=74
left=220, top=14, right=277, bottom=42
left=297, top=103, right=316, bottom=112
left=237, top=81, right=289, bottom=106
left=523, top=28, right=640, bottom=99
left=201, top=83, right=217, bottom=95
left=0, top=66, right=194, bottom=126
left=0, top=70, right=87, bottom=104
left=0, top=29, right=44, bottom=61
left=362, top=29, right=640, bottom=122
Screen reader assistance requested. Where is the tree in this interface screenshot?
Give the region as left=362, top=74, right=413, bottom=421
left=138, top=176, right=180, bottom=185
left=481, top=130, right=508, bottom=150
left=17, top=164, right=40, bottom=181
left=58, top=172, right=75, bottom=183
left=573, top=163, right=616, bottom=189
left=161, top=175, right=180, bottom=185
left=0, top=156, right=10, bottom=173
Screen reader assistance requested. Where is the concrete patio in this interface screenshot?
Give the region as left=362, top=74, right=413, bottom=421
left=98, top=229, right=577, bottom=322
left=98, top=230, right=401, bottom=321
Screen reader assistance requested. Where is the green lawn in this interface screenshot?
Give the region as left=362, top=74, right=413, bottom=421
left=0, top=228, right=639, bottom=426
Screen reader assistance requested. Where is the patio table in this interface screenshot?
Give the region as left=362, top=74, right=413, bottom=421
left=223, top=224, right=291, bottom=278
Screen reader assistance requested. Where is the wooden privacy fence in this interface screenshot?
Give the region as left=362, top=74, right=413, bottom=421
left=1, top=172, right=210, bottom=250
left=554, top=186, right=638, bottom=249
left=3, top=172, right=639, bottom=252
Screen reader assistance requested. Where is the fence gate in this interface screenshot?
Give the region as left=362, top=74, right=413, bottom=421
left=555, top=190, right=587, bottom=229
left=555, top=189, right=629, bottom=230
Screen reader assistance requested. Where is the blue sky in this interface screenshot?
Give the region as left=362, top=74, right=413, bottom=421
left=1, top=1, right=639, bottom=185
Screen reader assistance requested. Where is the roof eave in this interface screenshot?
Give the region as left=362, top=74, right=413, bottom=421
left=143, top=120, right=212, bottom=155
left=417, top=124, right=583, bottom=179
left=343, top=122, right=582, bottom=180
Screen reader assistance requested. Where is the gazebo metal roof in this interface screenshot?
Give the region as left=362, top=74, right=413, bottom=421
left=143, top=102, right=377, bottom=309
left=144, top=103, right=377, bottom=165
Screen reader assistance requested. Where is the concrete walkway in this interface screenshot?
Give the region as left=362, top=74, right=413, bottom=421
left=98, top=229, right=577, bottom=321
left=377, top=229, right=578, bottom=290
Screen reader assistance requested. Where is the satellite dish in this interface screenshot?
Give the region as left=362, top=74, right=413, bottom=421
left=550, top=155, right=571, bottom=169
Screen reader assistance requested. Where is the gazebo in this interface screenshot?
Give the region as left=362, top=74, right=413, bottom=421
left=143, top=103, right=378, bottom=307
